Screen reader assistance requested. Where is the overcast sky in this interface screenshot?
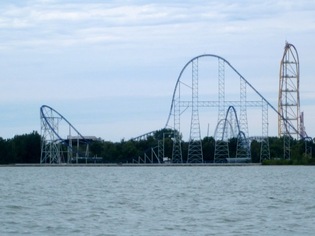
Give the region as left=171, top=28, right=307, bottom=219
left=1, top=0, right=314, bottom=141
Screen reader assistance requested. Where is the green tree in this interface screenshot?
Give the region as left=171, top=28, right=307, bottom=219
left=202, top=136, right=215, bottom=162
left=250, top=140, right=261, bottom=163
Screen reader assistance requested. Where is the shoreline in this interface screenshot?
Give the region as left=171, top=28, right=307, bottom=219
left=1, top=163, right=262, bottom=167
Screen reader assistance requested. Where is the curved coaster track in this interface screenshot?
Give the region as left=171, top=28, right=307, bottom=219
left=40, top=105, right=91, bottom=164
left=159, top=51, right=307, bottom=163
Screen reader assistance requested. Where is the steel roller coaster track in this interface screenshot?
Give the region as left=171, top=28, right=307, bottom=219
left=40, top=105, right=89, bottom=164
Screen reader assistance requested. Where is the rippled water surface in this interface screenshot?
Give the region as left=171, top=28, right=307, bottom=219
left=1, top=165, right=315, bottom=235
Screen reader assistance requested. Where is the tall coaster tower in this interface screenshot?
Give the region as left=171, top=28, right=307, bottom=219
left=278, top=42, right=300, bottom=159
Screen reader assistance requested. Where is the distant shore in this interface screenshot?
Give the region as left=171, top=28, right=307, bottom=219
left=1, top=163, right=262, bottom=167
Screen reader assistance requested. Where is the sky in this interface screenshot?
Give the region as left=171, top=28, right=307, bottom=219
left=0, top=0, right=315, bottom=141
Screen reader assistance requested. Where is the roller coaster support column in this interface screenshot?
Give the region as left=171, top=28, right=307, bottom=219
left=260, top=100, right=270, bottom=161
left=239, top=78, right=249, bottom=138
left=218, top=58, right=225, bottom=121
left=214, top=58, right=228, bottom=163
left=171, top=86, right=183, bottom=163
left=40, top=109, right=62, bottom=164
left=187, top=59, right=203, bottom=163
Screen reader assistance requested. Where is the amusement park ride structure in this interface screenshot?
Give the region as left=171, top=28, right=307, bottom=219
left=40, top=105, right=98, bottom=164
left=163, top=53, right=272, bottom=163
left=40, top=42, right=310, bottom=164
left=278, top=42, right=309, bottom=159
left=137, top=42, right=310, bottom=163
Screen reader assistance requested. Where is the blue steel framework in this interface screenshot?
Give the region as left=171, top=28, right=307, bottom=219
left=165, top=54, right=287, bottom=163
left=213, top=106, right=250, bottom=163
left=40, top=105, right=89, bottom=164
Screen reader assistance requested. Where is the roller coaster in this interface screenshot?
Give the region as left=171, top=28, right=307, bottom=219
left=40, top=42, right=310, bottom=164
left=278, top=42, right=309, bottom=159
left=40, top=105, right=96, bottom=164
left=135, top=42, right=310, bottom=163
left=163, top=53, right=272, bottom=163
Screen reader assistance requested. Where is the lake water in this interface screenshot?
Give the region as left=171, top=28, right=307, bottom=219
left=1, top=165, right=315, bottom=235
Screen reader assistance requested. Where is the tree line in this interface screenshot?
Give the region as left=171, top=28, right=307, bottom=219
left=0, top=131, right=41, bottom=164
left=0, top=129, right=314, bottom=164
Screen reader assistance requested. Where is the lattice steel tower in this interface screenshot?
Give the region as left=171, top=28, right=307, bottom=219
left=187, top=59, right=203, bottom=163
left=40, top=106, right=63, bottom=164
